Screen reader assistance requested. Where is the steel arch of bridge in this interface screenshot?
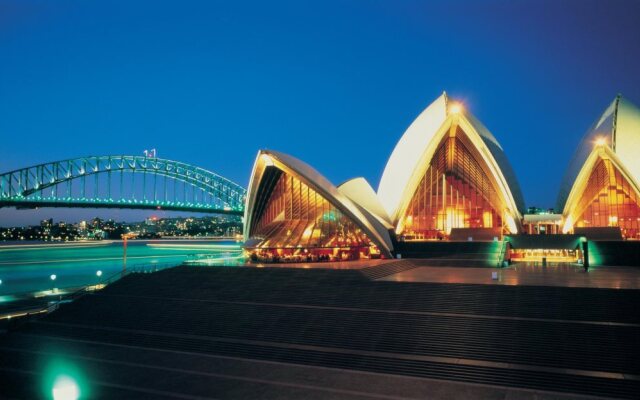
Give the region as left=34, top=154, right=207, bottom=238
left=0, top=156, right=246, bottom=215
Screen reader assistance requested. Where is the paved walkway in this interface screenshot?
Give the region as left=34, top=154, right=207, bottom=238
left=380, top=263, right=640, bottom=289
left=245, top=259, right=640, bottom=289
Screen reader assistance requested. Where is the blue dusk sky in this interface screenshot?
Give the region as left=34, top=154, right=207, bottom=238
left=1, top=0, right=639, bottom=226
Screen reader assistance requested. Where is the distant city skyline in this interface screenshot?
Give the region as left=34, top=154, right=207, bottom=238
left=2, top=0, right=640, bottom=226
left=0, top=208, right=216, bottom=228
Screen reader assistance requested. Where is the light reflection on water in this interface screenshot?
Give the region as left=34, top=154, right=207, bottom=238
left=0, top=240, right=244, bottom=296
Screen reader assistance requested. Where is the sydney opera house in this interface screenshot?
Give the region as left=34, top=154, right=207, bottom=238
left=557, top=95, right=640, bottom=239
left=243, top=92, right=640, bottom=262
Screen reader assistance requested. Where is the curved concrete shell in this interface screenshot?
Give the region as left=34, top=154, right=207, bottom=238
left=378, top=93, right=449, bottom=221
left=557, top=95, right=640, bottom=211
left=561, top=144, right=640, bottom=235
left=244, top=150, right=393, bottom=258
left=378, top=92, right=524, bottom=238
left=338, top=177, right=393, bottom=228
left=559, top=95, right=640, bottom=238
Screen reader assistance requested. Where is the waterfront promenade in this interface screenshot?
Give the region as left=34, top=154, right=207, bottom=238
left=1, top=263, right=639, bottom=399
left=378, top=262, right=640, bottom=289
left=247, top=259, right=640, bottom=290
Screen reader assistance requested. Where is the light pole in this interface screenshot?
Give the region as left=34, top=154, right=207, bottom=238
left=50, top=274, right=57, bottom=294
left=96, top=270, right=103, bottom=287
left=122, top=236, right=128, bottom=277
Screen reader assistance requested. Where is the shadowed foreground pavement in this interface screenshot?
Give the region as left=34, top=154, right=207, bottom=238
left=1, top=265, right=639, bottom=399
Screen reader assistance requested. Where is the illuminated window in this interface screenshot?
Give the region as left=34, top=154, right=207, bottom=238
left=248, top=168, right=373, bottom=254
left=399, top=128, right=505, bottom=240
left=574, top=158, right=640, bottom=239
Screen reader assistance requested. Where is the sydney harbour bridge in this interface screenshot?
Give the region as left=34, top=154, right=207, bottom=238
left=0, top=155, right=246, bottom=216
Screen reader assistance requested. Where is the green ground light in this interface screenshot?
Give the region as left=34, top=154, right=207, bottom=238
left=42, top=358, right=89, bottom=400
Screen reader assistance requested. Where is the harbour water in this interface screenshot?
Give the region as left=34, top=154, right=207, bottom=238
left=0, top=240, right=243, bottom=297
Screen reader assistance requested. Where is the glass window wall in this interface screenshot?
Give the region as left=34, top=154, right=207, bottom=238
left=399, top=128, right=505, bottom=240
left=248, top=170, right=375, bottom=259
left=574, top=158, right=640, bottom=239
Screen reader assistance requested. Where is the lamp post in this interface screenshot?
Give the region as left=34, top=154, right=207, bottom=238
left=50, top=274, right=57, bottom=294
left=581, top=237, right=589, bottom=272
left=122, top=235, right=128, bottom=277
left=96, top=270, right=103, bottom=287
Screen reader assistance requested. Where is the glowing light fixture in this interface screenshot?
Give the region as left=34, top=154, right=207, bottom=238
left=52, top=375, right=80, bottom=400
left=50, top=274, right=57, bottom=281
left=562, top=215, right=573, bottom=234
left=96, top=270, right=102, bottom=277
left=595, top=137, right=607, bottom=147
left=261, top=154, right=274, bottom=166
left=43, top=350, right=92, bottom=396
left=505, top=214, right=518, bottom=234
left=449, top=102, right=463, bottom=114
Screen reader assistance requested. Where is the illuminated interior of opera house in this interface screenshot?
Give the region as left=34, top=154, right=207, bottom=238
left=559, top=94, right=640, bottom=240
left=378, top=92, right=524, bottom=241
left=563, top=149, right=640, bottom=240
left=243, top=151, right=392, bottom=262
left=397, top=128, right=508, bottom=240
left=246, top=168, right=381, bottom=262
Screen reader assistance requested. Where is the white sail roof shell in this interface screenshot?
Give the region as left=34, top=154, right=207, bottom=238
left=557, top=95, right=640, bottom=210
left=244, top=150, right=394, bottom=256
left=338, top=177, right=392, bottom=228
left=560, top=144, right=640, bottom=233
left=377, top=92, right=525, bottom=225
left=377, top=93, right=449, bottom=220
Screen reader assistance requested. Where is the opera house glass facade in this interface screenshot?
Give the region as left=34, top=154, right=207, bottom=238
left=399, top=134, right=506, bottom=239
left=243, top=151, right=395, bottom=261
left=249, top=169, right=371, bottom=252
left=558, top=95, right=640, bottom=239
